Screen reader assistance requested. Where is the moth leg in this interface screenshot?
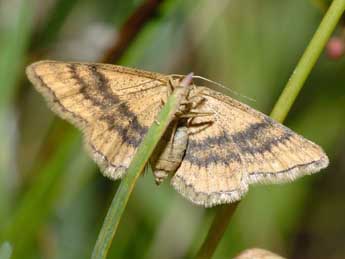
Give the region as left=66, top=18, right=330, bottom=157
left=184, top=111, right=214, bottom=128
left=179, top=111, right=213, bottom=118
left=154, top=98, right=166, bottom=125
left=169, top=121, right=178, bottom=145
left=167, top=76, right=177, bottom=94
left=181, top=95, right=206, bottom=111
left=162, top=120, right=178, bottom=146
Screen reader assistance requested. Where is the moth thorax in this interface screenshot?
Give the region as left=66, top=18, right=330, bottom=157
left=151, top=125, right=188, bottom=185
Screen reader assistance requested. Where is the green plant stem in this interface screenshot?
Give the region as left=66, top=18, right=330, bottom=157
left=91, top=75, right=193, bottom=259
left=195, top=203, right=239, bottom=259
left=194, top=1, right=345, bottom=258
left=270, top=0, right=345, bottom=122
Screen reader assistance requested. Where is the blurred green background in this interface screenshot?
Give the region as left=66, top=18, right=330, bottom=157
left=0, top=0, right=344, bottom=258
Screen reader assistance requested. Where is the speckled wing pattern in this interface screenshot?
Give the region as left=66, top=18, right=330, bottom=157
left=171, top=87, right=329, bottom=207
left=26, top=60, right=168, bottom=179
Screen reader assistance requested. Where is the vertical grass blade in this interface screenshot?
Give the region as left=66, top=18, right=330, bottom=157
left=195, top=204, right=238, bottom=259
left=91, top=75, right=193, bottom=259
left=270, top=0, right=345, bottom=122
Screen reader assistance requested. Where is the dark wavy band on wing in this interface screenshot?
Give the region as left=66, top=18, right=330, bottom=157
left=69, top=63, right=148, bottom=147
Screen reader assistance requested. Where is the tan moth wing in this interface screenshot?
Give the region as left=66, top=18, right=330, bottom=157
left=26, top=60, right=169, bottom=179
left=171, top=87, right=329, bottom=207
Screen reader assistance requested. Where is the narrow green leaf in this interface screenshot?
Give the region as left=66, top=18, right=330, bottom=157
left=91, top=75, right=193, bottom=259
left=270, top=0, right=345, bottom=122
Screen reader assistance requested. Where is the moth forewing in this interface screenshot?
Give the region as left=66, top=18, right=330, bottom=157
left=26, top=60, right=171, bottom=180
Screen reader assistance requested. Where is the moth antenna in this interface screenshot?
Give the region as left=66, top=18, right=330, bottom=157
left=170, top=74, right=256, bottom=102
left=119, top=79, right=162, bottom=90
left=170, top=74, right=184, bottom=79
left=191, top=75, right=256, bottom=103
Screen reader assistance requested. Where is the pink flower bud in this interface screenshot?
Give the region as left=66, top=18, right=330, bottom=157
left=326, top=37, right=345, bottom=60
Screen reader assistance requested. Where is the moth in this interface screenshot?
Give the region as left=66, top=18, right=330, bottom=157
left=26, top=60, right=329, bottom=207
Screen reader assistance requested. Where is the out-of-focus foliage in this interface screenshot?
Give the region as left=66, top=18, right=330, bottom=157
left=0, top=0, right=344, bottom=258
left=0, top=242, right=12, bottom=259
